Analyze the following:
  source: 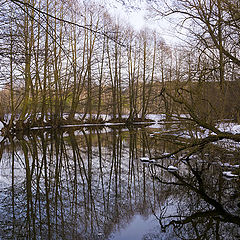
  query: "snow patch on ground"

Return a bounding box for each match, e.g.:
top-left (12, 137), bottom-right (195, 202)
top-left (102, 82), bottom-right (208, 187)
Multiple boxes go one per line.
top-left (232, 125), bottom-right (240, 134)
top-left (222, 171), bottom-right (238, 178)
top-left (146, 114), bottom-right (165, 122)
top-left (217, 122), bottom-right (240, 134)
top-left (0, 122), bottom-right (3, 131)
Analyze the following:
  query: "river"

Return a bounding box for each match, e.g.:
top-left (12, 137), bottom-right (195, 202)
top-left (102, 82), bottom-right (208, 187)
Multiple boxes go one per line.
top-left (0, 123), bottom-right (239, 239)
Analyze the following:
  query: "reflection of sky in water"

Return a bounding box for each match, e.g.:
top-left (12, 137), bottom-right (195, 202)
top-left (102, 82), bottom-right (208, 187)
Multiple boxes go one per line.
top-left (111, 205), bottom-right (178, 240)
top-left (111, 214), bottom-right (160, 240)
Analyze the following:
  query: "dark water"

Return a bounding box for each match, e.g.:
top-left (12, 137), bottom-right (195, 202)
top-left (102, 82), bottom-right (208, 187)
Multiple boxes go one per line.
top-left (0, 126), bottom-right (239, 239)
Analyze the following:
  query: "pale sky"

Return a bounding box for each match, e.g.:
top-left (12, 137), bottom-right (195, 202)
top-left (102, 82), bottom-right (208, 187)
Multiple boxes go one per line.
top-left (95, 0), bottom-right (184, 45)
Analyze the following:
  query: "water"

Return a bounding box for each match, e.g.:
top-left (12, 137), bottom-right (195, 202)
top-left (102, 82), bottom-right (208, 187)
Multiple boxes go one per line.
top-left (0, 125), bottom-right (239, 239)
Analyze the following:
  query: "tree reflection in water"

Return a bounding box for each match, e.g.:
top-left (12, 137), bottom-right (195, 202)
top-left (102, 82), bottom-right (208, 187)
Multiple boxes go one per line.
top-left (0, 127), bottom-right (239, 239)
top-left (150, 149), bottom-right (240, 239)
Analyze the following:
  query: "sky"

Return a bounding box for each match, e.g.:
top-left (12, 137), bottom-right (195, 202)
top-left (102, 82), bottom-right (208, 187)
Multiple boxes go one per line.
top-left (95, 0), bottom-right (184, 45)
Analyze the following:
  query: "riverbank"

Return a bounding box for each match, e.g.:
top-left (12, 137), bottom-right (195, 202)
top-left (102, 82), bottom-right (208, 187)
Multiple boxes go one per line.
top-left (0, 116), bottom-right (156, 137)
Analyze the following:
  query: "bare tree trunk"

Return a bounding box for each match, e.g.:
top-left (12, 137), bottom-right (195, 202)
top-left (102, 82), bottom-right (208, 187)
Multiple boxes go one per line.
top-left (41, 0), bottom-right (49, 123)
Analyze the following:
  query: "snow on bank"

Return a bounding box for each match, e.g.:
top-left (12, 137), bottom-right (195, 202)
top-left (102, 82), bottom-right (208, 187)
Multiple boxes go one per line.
top-left (217, 122), bottom-right (240, 134)
top-left (146, 114), bottom-right (165, 122)
top-left (231, 125), bottom-right (240, 134)
top-left (1, 113), bottom-right (240, 137)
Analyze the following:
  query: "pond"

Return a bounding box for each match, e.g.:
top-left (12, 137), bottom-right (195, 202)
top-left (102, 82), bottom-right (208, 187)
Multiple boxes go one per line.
top-left (0, 124), bottom-right (239, 239)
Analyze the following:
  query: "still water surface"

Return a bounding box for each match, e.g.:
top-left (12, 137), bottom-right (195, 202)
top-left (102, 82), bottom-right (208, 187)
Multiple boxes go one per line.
top-left (0, 125), bottom-right (239, 239)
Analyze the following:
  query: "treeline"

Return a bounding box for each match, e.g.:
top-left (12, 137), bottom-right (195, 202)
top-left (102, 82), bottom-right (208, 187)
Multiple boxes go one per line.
top-left (0, 0), bottom-right (169, 129)
top-left (155, 0), bottom-right (240, 130)
top-left (0, 0), bottom-right (240, 133)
